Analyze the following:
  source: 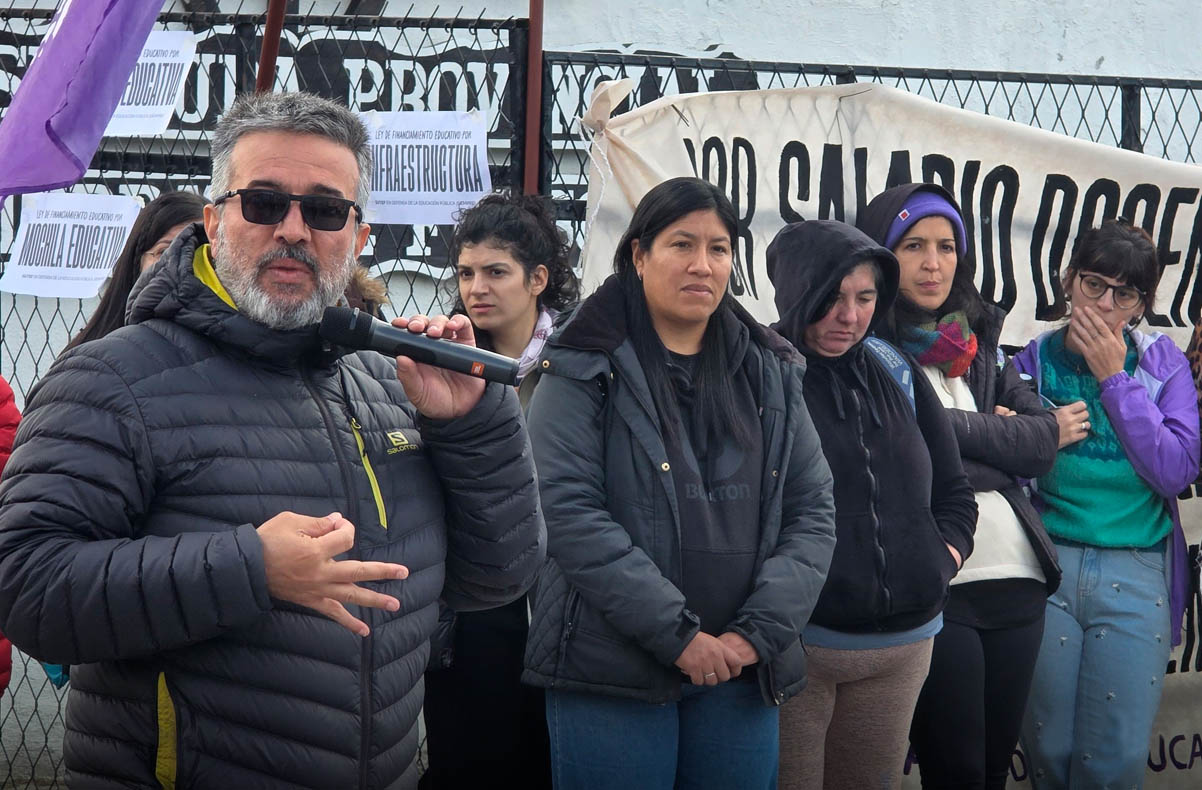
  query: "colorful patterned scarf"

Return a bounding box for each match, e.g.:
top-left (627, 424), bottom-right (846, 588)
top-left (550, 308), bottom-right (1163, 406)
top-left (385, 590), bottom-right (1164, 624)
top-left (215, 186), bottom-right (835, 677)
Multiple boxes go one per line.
top-left (899, 311), bottom-right (978, 378)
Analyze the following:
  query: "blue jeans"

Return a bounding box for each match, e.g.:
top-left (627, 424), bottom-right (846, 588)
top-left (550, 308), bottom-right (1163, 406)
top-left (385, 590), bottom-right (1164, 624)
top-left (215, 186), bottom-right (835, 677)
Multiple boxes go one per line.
top-left (545, 681), bottom-right (779, 790)
top-left (1021, 539), bottom-right (1170, 789)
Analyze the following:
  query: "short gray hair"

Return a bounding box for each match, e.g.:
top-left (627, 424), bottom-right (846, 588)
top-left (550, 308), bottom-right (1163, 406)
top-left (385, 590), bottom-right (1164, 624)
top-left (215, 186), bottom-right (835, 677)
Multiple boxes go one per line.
top-left (209, 91), bottom-right (372, 207)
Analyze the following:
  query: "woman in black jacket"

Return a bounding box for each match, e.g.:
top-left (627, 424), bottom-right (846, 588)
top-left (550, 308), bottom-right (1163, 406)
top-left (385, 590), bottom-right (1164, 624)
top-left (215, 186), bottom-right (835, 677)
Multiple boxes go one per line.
top-left (523, 177), bottom-right (836, 790)
top-left (858, 183), bottom-right (1061, 790)
top-left (767, 219), bottom-right (978, 790)
top-left (421, 191), bottom-right (578, 790)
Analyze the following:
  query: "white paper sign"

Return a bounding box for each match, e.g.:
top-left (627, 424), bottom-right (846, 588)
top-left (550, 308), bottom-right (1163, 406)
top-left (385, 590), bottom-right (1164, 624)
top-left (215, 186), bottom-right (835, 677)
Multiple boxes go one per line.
top-left (1, 192), bottom-right (141, 298)
top-left (361, 110), bottom-right (491, 224)
top-left (103, 31), bottom-right (197, 137)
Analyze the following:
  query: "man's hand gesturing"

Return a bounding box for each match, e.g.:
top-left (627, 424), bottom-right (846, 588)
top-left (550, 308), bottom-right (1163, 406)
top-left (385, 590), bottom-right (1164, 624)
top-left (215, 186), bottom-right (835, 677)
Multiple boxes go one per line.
top-left (258, 512), bottom-right (409, 637)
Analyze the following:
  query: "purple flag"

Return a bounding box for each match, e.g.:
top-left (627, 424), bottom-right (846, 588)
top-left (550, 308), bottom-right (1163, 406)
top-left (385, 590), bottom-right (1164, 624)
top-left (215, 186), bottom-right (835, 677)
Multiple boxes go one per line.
top-left (0, 0), bottom-right (164, 202)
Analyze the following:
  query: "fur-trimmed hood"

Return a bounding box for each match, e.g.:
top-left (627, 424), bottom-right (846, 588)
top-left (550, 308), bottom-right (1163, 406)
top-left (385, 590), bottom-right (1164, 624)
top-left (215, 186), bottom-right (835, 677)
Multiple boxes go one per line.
top-left (344, 265), bottom-right (390, 317)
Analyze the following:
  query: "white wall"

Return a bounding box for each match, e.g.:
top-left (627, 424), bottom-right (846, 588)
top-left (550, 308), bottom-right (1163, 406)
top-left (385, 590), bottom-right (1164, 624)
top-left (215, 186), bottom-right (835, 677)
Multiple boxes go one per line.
top-left (181, 0), bottom-right (1202, 80)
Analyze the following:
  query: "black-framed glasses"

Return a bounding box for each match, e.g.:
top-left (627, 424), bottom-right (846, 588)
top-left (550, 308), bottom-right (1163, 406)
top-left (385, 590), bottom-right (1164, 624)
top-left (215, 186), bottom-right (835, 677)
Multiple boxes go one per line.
top-left (1077, 273), bottom-right (1144, 309)
top-left (213, 189), bottom-right (362, 231)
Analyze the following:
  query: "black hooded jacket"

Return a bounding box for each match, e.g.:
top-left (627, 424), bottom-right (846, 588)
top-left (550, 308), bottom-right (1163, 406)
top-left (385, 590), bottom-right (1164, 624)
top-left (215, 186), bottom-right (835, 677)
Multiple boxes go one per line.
top-left (857, 184), bottom-right (1061, 598)
top-left (768, 220), bottom-right (978, 633)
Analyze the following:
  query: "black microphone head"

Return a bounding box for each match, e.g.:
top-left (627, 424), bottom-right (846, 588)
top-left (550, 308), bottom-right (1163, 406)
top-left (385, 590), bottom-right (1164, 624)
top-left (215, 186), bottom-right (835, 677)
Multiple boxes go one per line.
top-left (320, 306), bottom-right (373, 348)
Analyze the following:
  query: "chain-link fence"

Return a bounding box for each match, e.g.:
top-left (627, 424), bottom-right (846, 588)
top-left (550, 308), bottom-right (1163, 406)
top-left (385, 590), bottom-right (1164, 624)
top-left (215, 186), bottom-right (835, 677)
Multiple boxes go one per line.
top-left (0, 8), bottom-right (528, 786)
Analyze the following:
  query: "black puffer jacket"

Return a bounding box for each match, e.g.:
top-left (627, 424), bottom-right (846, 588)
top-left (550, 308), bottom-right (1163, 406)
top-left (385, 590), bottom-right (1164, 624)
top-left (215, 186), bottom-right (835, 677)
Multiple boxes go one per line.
top-left (522, 276), bottom-right (836, 705)
top-left (933, 303), bottom-right (1062, 593)
top-left (768, 220), bottom-right (978, 633)
top-left (0, 224), bottom-right (545, 789)
top-left (858, 183), bottom-right (1061, 594)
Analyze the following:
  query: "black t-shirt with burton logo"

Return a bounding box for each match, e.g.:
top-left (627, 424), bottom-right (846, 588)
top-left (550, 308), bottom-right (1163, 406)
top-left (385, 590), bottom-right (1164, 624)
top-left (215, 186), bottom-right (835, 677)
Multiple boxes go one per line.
top-left (666, 352), bottom-right (764, 642)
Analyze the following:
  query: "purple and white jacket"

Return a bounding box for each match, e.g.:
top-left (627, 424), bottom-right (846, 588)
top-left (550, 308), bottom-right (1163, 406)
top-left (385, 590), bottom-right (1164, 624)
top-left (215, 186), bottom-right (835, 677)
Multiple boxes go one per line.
top-left (1013, 328), bottom-right (1201, 647)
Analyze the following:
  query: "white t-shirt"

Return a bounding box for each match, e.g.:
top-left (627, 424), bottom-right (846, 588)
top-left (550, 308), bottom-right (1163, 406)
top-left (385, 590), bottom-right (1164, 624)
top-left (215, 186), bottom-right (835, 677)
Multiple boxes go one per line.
top-left (922, 365), bottom-right (1045, 586)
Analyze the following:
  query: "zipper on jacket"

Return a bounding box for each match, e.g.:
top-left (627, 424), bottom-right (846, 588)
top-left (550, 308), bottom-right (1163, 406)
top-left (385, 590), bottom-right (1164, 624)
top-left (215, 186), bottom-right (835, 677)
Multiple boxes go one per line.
top-left (851, 390), bottom-right (892, 616)
top-left (553, 589), bottom-right (582, 688)
top-left (765, 658), bottom-right (783, 706)
top-left (350, 417), bottom-right (388, 530)
top-left (301, 370), bottom-right (374, 790)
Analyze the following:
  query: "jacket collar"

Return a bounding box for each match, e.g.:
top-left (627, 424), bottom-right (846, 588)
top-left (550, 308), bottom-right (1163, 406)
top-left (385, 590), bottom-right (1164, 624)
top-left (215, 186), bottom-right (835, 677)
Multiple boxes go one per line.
top-left (552, 274), bottom-right (802, 367)
top-left (126, 222), bottom-right (344, 368)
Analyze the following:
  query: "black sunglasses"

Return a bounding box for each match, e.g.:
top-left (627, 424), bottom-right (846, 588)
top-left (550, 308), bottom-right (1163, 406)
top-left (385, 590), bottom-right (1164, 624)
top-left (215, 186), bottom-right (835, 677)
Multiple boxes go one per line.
top-left (213, 188), bottom-right (362, 231)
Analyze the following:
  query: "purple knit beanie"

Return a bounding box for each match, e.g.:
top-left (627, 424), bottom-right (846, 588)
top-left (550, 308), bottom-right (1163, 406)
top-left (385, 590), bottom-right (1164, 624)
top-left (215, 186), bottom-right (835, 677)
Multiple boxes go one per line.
top-left (883, 191), bottom-right (967, 257)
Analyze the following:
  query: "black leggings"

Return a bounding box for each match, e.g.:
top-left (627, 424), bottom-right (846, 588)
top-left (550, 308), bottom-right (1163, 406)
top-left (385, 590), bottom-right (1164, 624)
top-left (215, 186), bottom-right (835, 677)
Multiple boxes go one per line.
top-left (909, 614), bottom-right (1045, 790)
top-left (420, 597), bottom-right (551, 790)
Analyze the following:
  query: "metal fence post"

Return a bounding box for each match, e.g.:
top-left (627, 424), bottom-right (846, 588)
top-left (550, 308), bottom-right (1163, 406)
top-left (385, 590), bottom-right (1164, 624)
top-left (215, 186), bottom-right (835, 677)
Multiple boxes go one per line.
top-left (1121, 82), bottom-right (1143, 152)
top-left (538, 51), bottom-right (555, 198)
top-left (508, 21), bottom-right (529, 192)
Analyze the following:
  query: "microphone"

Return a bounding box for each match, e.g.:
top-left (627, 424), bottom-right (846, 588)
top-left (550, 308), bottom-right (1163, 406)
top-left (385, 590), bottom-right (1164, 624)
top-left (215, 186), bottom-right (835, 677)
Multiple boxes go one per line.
top-left (320, 306), bottom-right (520, 386)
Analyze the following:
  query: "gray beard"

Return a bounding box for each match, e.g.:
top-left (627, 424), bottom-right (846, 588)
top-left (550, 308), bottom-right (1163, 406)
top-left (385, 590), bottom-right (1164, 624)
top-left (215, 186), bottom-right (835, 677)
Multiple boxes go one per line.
top-left (211, 226), bottom-right (356, 331)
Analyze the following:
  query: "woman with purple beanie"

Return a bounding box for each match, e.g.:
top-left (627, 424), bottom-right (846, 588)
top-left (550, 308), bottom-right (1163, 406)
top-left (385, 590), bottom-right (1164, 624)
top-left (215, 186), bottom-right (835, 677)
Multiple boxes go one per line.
top-left (858, 183), bottom-right (1062, 790)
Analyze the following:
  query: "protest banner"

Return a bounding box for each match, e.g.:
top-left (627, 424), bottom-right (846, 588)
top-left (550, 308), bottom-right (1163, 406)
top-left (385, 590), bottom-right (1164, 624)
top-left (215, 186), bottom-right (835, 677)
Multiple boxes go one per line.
top-left (0, 0), bottom-right (163, 201)
top-left (578, 80), bottom-right (1202, 348)
top-left (104, 31), bottom-right (198, 138)
top-left (0, 192), bottom-right (140, 299)
top-left (361, 110), bottom-right (491, 225)
top-left (579, 79), bottom-right (1202, 789)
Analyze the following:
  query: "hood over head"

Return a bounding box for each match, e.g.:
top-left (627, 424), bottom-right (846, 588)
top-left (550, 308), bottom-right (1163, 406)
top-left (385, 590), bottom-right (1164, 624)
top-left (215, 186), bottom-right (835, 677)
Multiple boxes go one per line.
top-left (767, 219), bottom-right (899, 351)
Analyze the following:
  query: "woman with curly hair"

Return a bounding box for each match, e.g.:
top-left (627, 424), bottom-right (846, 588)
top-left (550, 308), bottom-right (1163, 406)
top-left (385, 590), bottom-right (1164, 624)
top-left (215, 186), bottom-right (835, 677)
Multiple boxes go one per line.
top-left (421, 191), bottom-right (579, 790)
top-left (445, 191), bottom-right (580, 406)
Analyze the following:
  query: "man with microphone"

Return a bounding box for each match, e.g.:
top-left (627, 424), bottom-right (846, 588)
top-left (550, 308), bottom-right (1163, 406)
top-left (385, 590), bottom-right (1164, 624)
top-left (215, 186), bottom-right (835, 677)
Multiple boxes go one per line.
top-left (0, 91), bottom-right (544, 789)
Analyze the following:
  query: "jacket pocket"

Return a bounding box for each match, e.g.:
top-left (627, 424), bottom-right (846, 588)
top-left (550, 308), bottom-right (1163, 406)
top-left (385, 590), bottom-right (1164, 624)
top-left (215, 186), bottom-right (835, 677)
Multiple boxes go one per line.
top-left (883, 508), bottom-right (956, 616)
top-left (560, 594), bottom-right (665, 692)
top-left (811, 513), bottom-right (886, 628)
top-left (558, 588), bottom-right (582, 659)
top-left (359, 425), bottom-right (445, 545)
top-left (155, 672), bottom-right (178, 789)
top-left (153, 673), bottom-right (199, 790)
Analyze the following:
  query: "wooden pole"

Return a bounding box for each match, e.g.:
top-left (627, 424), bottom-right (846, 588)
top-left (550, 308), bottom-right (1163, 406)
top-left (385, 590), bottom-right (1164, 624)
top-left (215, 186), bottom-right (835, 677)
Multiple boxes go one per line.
top-left (522, 0), bottom-right (544, 194)
top-left (255, 0), bottom-right (288, 93)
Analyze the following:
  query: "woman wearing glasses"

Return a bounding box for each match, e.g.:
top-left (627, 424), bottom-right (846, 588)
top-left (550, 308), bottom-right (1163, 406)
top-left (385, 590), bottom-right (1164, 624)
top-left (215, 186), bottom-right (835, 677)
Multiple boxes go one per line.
top-left (1013, 220), bottom-right (1200, 788)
